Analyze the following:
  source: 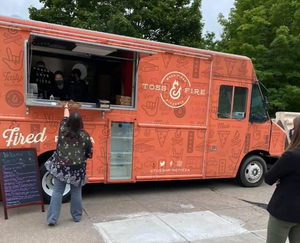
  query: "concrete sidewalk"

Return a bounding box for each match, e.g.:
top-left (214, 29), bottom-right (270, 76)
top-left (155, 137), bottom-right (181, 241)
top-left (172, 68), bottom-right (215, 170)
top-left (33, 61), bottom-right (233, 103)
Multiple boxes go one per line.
top-left (94, 211), bottom-right (267, 243)
top-left (0, 179), bottom-right (290, 243)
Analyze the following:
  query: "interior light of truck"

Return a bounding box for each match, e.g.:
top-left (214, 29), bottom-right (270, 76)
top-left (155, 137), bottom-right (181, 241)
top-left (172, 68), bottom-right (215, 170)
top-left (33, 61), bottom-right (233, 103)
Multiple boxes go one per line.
top-left (73, 44), bottom-right (116, 56)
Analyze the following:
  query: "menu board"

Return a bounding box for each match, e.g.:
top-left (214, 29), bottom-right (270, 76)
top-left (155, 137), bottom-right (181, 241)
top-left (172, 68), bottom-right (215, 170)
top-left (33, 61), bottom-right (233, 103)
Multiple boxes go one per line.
top-left (0, 148), bottom-right (44, 219)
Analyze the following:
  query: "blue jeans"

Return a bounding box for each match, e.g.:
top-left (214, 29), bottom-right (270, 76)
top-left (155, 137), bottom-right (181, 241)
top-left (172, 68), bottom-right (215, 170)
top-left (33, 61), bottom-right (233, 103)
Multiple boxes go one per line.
top-left (47, 178), bottom-right (82, 225)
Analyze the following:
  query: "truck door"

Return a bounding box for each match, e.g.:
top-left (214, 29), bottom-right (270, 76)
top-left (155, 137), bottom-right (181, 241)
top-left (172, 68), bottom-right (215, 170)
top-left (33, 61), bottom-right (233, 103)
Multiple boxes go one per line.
top-left (246, 84), bottom-right (271, 153)
top-left (206, 80), bottom-right (250, 177)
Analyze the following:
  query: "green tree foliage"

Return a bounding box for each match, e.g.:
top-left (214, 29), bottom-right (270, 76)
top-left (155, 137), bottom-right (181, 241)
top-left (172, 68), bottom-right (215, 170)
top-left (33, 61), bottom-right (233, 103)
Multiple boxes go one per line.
top-left (29, 0), bottom-right (204, 48)
top-left (202, 31), bottom-right (219, 50)
top-left (218, 0), bottom-right (300, 115)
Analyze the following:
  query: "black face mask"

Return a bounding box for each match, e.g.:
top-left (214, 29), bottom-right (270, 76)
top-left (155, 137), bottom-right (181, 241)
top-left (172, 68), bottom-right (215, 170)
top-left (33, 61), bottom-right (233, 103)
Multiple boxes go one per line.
top-left (56, 80), bottom-right (63, 86)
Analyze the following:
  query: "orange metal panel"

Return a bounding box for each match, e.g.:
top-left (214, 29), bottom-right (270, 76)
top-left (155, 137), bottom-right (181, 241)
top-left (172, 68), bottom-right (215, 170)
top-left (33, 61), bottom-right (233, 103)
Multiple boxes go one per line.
top-left (0, 16), bottom-right (286, 185)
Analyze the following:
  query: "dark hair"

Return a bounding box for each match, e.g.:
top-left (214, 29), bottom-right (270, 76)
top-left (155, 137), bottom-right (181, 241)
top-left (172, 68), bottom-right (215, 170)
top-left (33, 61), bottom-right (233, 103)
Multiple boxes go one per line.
top-left (286, 116), bottom-right (300, 151)
top-left (71, 68), bottom-right (81, 77)
top-left (64, 111), bottom-right (83, 139)
top-left (36, 61), bottom-right (45, 67)
top-left (54, 70), bottom-right (64, 79)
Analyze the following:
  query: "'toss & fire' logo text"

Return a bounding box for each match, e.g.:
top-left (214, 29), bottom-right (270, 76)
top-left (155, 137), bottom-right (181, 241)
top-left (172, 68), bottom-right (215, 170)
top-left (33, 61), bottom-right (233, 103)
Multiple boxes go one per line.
top-left (142, 71), bottom-right (205, 108)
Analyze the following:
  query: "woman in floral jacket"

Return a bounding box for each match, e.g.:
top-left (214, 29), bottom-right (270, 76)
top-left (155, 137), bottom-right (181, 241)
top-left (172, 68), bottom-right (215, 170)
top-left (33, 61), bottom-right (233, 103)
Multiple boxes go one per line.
top-left (45, 103), bottom-right (93, 226)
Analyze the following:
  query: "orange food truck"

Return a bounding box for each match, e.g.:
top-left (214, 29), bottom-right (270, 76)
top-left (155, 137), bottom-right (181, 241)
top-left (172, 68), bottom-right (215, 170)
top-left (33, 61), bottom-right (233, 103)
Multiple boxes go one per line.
top-left (0, 16), bottom-right (285, 203)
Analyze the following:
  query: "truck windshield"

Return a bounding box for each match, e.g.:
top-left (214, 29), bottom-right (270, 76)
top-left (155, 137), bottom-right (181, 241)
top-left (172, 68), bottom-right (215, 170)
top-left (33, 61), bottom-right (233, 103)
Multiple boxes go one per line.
top-left (250, 84), bottom-right (268, 123)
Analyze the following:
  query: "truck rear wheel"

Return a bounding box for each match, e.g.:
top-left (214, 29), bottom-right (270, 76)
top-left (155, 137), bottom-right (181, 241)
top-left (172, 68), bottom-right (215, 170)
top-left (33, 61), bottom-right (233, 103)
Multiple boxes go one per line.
top-left (40, 163), bottom-right (71, 204)
top-left (237, 155), bottom-right (267, 187)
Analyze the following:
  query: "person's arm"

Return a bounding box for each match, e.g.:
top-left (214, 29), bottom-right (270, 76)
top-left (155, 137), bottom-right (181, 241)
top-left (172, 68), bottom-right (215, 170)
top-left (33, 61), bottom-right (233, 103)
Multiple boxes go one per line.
top-left (64, 102), bottom-right (70, 118)
top-left (264, 150), bottom-right (294, 185)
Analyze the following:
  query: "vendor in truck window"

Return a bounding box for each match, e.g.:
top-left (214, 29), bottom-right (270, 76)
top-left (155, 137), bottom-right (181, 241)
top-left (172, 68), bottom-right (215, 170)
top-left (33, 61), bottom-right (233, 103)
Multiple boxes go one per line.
top-left (30, 61), bottom-right (54, 99)
top-left (69, 68), bottom-right (88, 102)
top-left (51, 71), bottom-right (70, 101)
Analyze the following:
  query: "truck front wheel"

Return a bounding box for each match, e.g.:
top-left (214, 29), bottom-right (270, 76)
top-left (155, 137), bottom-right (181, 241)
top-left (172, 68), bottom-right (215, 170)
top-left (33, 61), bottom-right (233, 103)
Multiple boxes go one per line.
top-left (237, 155), bottom-right (267, 187)
top-left (40, 163), bottom-right (71, 204)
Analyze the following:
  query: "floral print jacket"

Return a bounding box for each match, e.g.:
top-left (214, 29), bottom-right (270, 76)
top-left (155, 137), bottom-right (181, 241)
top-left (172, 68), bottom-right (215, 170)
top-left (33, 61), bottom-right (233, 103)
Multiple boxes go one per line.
top-left (45, 117), bottom-right (93, 187)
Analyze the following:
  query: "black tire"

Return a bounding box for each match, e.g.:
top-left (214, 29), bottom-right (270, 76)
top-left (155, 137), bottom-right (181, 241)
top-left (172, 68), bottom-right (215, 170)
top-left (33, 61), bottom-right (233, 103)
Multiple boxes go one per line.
top-left (40, 163), bottom-right (71, 204)
top-left (237, 155), bottom-right (267, 187)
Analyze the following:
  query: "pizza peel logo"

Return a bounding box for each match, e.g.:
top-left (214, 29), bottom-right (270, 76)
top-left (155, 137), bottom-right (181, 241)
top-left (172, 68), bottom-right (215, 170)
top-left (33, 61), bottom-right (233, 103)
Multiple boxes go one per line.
top-left (161, 71), bottom-right (191, 108)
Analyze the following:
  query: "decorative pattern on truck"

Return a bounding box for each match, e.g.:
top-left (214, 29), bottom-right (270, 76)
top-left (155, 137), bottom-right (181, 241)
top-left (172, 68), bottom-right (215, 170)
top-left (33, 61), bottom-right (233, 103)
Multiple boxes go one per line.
top-left (1, 27), bottom-right (26, 112)
top-left (3, 47), bottom-right (24, 72)
top-left (4, 28), bottom-right (22, 46)
top-left (135, 53), bottom-right (212, 177)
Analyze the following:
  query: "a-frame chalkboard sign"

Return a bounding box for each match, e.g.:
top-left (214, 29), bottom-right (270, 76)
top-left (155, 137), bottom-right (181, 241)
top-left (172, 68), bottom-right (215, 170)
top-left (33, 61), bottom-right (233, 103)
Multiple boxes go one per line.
top-left (0, 148), bottom-right (45, 219)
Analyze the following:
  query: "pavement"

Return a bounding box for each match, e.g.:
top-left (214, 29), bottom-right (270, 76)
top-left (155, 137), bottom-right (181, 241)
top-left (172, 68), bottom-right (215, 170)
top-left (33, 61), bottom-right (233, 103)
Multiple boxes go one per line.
top-left (0, 178), bottom-right (290, 243)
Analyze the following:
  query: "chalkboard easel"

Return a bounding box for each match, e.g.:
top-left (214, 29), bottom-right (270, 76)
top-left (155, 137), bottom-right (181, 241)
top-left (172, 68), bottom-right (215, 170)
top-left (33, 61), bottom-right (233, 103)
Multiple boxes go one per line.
top-left (0, 148), bottom-right (45, 219)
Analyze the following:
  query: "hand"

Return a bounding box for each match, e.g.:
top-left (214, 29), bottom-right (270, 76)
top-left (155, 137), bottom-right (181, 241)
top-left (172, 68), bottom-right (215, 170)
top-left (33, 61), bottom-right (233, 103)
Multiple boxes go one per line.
top-left (63, 102), bottom-right (70, 117)
top-left (3, 48), bottom-right (24, 71)
top-left (142, 97), bottom-right (159, 116)
top-left (44, 113), bottom-right (58, 134)
top-left (64, 102), bottom-right (69, 109)
top-left (276, 179), bottom-right (280, 185)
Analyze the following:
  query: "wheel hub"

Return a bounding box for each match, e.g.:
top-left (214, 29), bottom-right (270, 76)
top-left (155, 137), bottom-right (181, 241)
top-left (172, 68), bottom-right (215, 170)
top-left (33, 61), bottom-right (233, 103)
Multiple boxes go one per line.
top-left (245, 162), bottom-right (262, 183)
top-left (252, 168), bottom-right (258, 176)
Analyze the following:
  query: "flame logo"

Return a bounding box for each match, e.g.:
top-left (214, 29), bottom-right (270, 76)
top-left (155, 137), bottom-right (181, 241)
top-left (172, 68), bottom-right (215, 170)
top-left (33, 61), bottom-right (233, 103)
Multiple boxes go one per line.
top-left (169, 80), bottom-right (182, 100)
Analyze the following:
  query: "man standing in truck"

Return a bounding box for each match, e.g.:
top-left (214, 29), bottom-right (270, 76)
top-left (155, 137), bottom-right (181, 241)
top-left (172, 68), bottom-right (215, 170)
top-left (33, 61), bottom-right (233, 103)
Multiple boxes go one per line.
top-left (30, 61), bottom-right (54, 99)
top-left (69, 68), bottom-right (88, 102)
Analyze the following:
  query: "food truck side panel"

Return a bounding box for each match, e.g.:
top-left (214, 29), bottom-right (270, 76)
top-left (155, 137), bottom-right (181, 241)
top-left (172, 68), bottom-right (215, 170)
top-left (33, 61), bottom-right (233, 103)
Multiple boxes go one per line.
top-left (0, 23), bottom-right (136, 184)
top-left (0, 17), bottom-right (286, 188)
top-left (205, 56), bottom-right (285, 180)
top-left (0, 26), bottom-right (107, 181)
top-left (205, 57), bottom-right (254, 178)
top-left (134, 54), bottom-right (211, 180)
top-left (0, 24), bottom-right (211, 182)
top-left (0, 28), bottom-right (28, 116)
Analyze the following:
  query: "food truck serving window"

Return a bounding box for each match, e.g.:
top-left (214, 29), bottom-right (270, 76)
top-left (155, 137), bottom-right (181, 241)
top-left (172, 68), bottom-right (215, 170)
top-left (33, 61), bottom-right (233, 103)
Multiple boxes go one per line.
top-left (218, 85), bottom-right (248, 120)
top-left (25, 34), bottom-right (154, 110)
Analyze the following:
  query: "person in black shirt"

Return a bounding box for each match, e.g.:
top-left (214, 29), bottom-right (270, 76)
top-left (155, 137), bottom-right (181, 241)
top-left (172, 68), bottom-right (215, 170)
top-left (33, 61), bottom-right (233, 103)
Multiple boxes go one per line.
top-left (51, 71), bottom-right (69, 100)
top-left (69, 68), bottom-right (88, 102)
top-left (30, 61), bottom-right (54, 99)
top-left (265, 116), bottom-right (300, 243)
